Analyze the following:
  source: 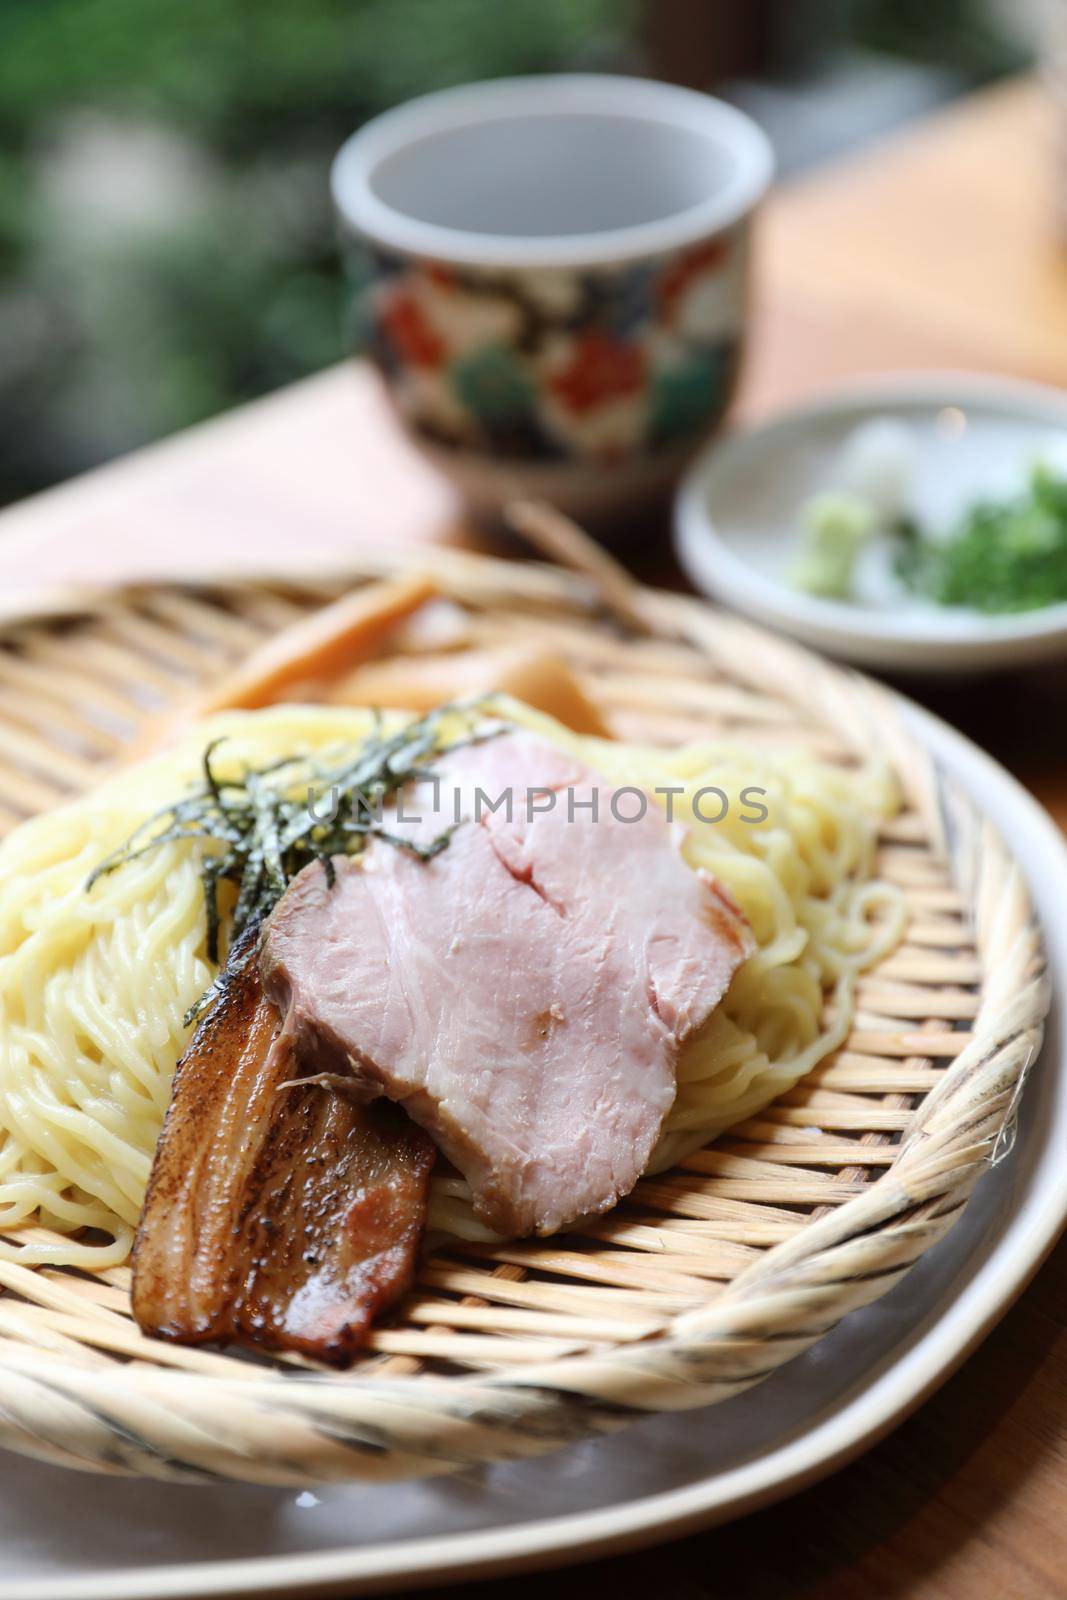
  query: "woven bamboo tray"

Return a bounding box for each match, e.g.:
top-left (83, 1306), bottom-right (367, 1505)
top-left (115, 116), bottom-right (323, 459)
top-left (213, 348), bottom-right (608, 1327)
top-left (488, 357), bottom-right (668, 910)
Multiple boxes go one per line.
top-left (0, 544), bottom-right (1048, 1486)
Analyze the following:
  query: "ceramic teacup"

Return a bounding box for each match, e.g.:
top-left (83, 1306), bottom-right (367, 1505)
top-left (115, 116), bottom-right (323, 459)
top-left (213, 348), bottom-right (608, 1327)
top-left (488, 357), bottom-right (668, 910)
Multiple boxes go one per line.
top-left (332, 74), bottom-right (773, 524)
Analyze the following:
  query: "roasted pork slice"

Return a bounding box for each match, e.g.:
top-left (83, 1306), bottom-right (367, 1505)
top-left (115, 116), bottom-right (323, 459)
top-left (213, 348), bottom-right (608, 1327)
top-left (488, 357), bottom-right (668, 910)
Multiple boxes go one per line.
top-left (132, 919), bottom-right (434, 1365)
top-left (262, 730), bottom-right (754, 1238)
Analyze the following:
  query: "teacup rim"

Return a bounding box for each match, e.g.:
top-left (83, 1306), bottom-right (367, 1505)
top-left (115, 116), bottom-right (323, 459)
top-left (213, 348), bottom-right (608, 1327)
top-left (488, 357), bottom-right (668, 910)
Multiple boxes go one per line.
top-left (331, 73), bottom-right (774, 271)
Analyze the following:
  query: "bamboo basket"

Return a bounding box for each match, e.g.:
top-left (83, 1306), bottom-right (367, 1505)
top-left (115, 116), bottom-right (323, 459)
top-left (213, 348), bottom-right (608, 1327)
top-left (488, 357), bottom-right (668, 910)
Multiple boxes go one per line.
top-left (0, 544), bottom-right (1048, 1486)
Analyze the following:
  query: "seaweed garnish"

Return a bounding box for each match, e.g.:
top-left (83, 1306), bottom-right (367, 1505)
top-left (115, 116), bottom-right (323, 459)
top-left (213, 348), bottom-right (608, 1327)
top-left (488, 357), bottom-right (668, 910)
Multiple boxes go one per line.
top-left (87, 703), bottom-right (497, 1023)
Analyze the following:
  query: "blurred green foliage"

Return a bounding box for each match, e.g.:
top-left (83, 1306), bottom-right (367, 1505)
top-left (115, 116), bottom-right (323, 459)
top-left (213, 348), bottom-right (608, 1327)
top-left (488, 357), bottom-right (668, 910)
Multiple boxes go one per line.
top-left (847, 0), bottom-right (1029, 80)
top-left (775, 0), bottom-right (1028, 84)
top-left (0, 0), bottom-right (630, 502)
top-left (0, 0), bottom-right (1024, 506)
top-left (851, 0), bottom-right (1023, 80)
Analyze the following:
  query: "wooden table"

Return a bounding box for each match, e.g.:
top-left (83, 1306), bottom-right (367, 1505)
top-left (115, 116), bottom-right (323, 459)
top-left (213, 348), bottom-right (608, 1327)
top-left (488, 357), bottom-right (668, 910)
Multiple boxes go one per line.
top-left (5, 75), bottom-right (1067, 1599)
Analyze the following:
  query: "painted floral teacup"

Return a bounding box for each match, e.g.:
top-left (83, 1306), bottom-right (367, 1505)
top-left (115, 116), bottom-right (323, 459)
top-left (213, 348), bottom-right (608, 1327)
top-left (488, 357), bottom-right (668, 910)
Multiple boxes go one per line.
top-left (332, 75), bottom-right (773, 524)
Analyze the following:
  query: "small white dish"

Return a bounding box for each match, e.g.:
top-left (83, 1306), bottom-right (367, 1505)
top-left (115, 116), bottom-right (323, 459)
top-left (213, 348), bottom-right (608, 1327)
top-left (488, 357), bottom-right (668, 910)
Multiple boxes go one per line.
top-left (674, 374), bottom-right (1067, 673)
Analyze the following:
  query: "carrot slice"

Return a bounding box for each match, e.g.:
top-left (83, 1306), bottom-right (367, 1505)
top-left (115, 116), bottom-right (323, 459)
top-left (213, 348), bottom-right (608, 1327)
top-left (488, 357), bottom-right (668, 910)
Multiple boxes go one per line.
top-left (328, 645), bottom-right (612, 737)
top-left (195, 574), bottom-right (437, 714)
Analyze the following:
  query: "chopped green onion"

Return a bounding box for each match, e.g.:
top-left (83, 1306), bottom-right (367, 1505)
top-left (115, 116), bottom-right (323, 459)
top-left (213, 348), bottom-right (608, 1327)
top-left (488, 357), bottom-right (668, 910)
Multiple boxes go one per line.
top-left (896, 464), bottom-right (1067, 613)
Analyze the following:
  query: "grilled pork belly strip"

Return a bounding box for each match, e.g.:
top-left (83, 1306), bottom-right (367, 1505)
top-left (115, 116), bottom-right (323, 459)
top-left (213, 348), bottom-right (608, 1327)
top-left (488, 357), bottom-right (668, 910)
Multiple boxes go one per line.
top-left (262, 731), bottom-right (754, 1239)
top-left (132, 920), bottom-right (434, 1365)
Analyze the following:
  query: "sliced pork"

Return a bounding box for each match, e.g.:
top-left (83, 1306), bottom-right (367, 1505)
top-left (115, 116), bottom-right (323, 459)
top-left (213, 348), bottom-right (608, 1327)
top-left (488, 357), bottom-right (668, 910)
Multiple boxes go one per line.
top-left (262, 730), bottom-right (753, 1237)
top-left (132, 919), bottom-right (434, 1365)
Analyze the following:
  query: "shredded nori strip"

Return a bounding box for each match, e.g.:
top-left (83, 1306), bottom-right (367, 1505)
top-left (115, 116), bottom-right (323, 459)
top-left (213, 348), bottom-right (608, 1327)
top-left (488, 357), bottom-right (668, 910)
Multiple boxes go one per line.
top-left (87, 703), bottom-right (493, 1023)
